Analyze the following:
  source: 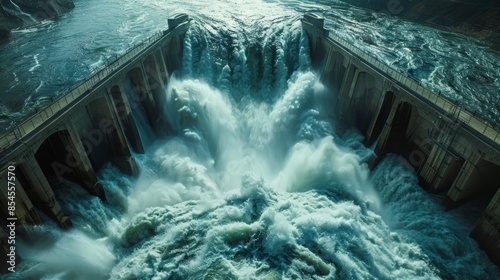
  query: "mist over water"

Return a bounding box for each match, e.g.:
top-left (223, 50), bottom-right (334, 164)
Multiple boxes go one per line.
top-left (1, 0), bottom-right (499, 131)
top-left (6, 10), bottom-right (500, 279)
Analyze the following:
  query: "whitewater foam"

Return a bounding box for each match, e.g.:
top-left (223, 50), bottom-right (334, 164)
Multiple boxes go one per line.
top-left (6, 6), bottom-right (500, 279)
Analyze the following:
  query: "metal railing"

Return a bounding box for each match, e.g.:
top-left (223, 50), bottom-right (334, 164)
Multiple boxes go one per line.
top-left (326, 33), bottom-right (500, 147)
top-left (0, 30), bottom-right (166, 152)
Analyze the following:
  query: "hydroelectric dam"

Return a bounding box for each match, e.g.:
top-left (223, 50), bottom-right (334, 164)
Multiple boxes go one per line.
top-left (0, 12), bottom-right (499, 275)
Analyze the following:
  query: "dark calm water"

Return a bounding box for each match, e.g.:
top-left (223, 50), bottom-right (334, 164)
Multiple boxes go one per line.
top-left (2, 0), bottom-right (500, 279)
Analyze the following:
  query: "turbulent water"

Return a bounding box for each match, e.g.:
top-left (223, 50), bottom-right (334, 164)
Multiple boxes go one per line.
top-left (3, 0), bottom-right (500, 279)
top-left (0, 0), bottom-right (499, 132)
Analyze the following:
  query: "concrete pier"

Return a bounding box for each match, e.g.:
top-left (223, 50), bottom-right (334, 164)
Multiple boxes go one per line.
top-left (19, 155), bottom-right (72, 228)
top-left (0, 170), bottom-right (41, 226)
top-left (110, 84), bottom-right (145, 154)
top-left (302, 13), bottom-right (500, 265)
top-left (471, 187), bottom-right (500, 265)
top-left (0, 14), bottom-right (191, 268)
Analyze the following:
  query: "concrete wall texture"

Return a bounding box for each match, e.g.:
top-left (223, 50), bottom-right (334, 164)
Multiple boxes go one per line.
top-left (0, 15), bottom-right (191, 271)
top-left (302, 13), bottom-right (500, 265)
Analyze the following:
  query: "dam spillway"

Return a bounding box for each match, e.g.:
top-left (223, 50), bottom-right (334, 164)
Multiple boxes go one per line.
top-left (0, 12), bottom-right (499, 278)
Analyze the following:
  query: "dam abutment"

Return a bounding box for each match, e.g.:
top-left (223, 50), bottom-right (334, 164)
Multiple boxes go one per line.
top-left (18, 154), bottom-right (72, 228)
top-left (302, 13), bottom-right (500, 265)
top-left (0, 14), bottom-right (191, 267)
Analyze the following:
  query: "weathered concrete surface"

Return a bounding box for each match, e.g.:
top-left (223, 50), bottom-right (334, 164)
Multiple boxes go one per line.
top-left (302, 12), bottom-right (500, 266)
top-left (471, 187), bottom-right (500, 266)
top-left (0, 14), bottom-right (190, 273)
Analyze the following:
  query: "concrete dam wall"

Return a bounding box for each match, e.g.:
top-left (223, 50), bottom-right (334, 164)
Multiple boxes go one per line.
top-left (0, 14), bottom-right (191, 271)
top-left (302, 13), bottom-right (500, 265)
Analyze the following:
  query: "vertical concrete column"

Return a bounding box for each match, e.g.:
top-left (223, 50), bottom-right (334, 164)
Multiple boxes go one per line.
top-left (65, 123), bottom-right (106, 201)
top-left (369, 97), bottom-right (401, 167)
top-left (111, 85), bottom-right (145, 154)
top-left (471, 187), bottom-right (500, 265)
top-left (320, 49), bottom-right (348, 93)
top-left (19, 155), bottom-right (72, 228)
top-left (420, 145), bottom-right (449, 189)
top-left (364, 86), bottom-right (392, 146)
top-left (336, 63), bottom-right (357, 117)
top-left (364, 99), bottom-right (383, 144)
top-left (153, 50), bottom-right (169, 128)
top-left (162, 39), bottom-right (172, 75)
top-left (308, 31), bottom-right (320, 58)
top-left (419, 126), bottom-right (464, 193)
top-left (444, 150), bottom-right (482, 208)
top-left (321, 48), bottom-right (334, 80)
top-left (336, 62), bottom-right (351, 102)
top-left (301, 13), bottom-right (328, 69)
top-left (420, 120), bottom-right (450, 189)
top-left (347, 70), bottom-right (361, 99)
top-left (344, 70), bottom-right (366, 123)
top-left (143, 55), bottom-right (166, 120)
top-left (165, 36), bottom-right (184, 74)
top-left (146, 54), bottom-right (165, 88)
top-left (419, 145), bottom-right (464, 192)
top-left (155, 49), bottom-right (169, 82)
top-left (0, 170), bottom-right (41, 225)
top-left (104, 93), bottom-right (139, 176)
top-left (164, 14), bottom-right (191, 74)
top-left (137, 63), bottom-right (160, 126)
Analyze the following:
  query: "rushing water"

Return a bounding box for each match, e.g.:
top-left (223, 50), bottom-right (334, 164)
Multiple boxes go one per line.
top-left (0, 0), bottom-right (499, 131)
top-left (3, 0), bottom-right (500, 279)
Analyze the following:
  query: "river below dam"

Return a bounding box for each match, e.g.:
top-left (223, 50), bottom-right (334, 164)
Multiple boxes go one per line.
top-left (2, 0), bottom-right (500, 279)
